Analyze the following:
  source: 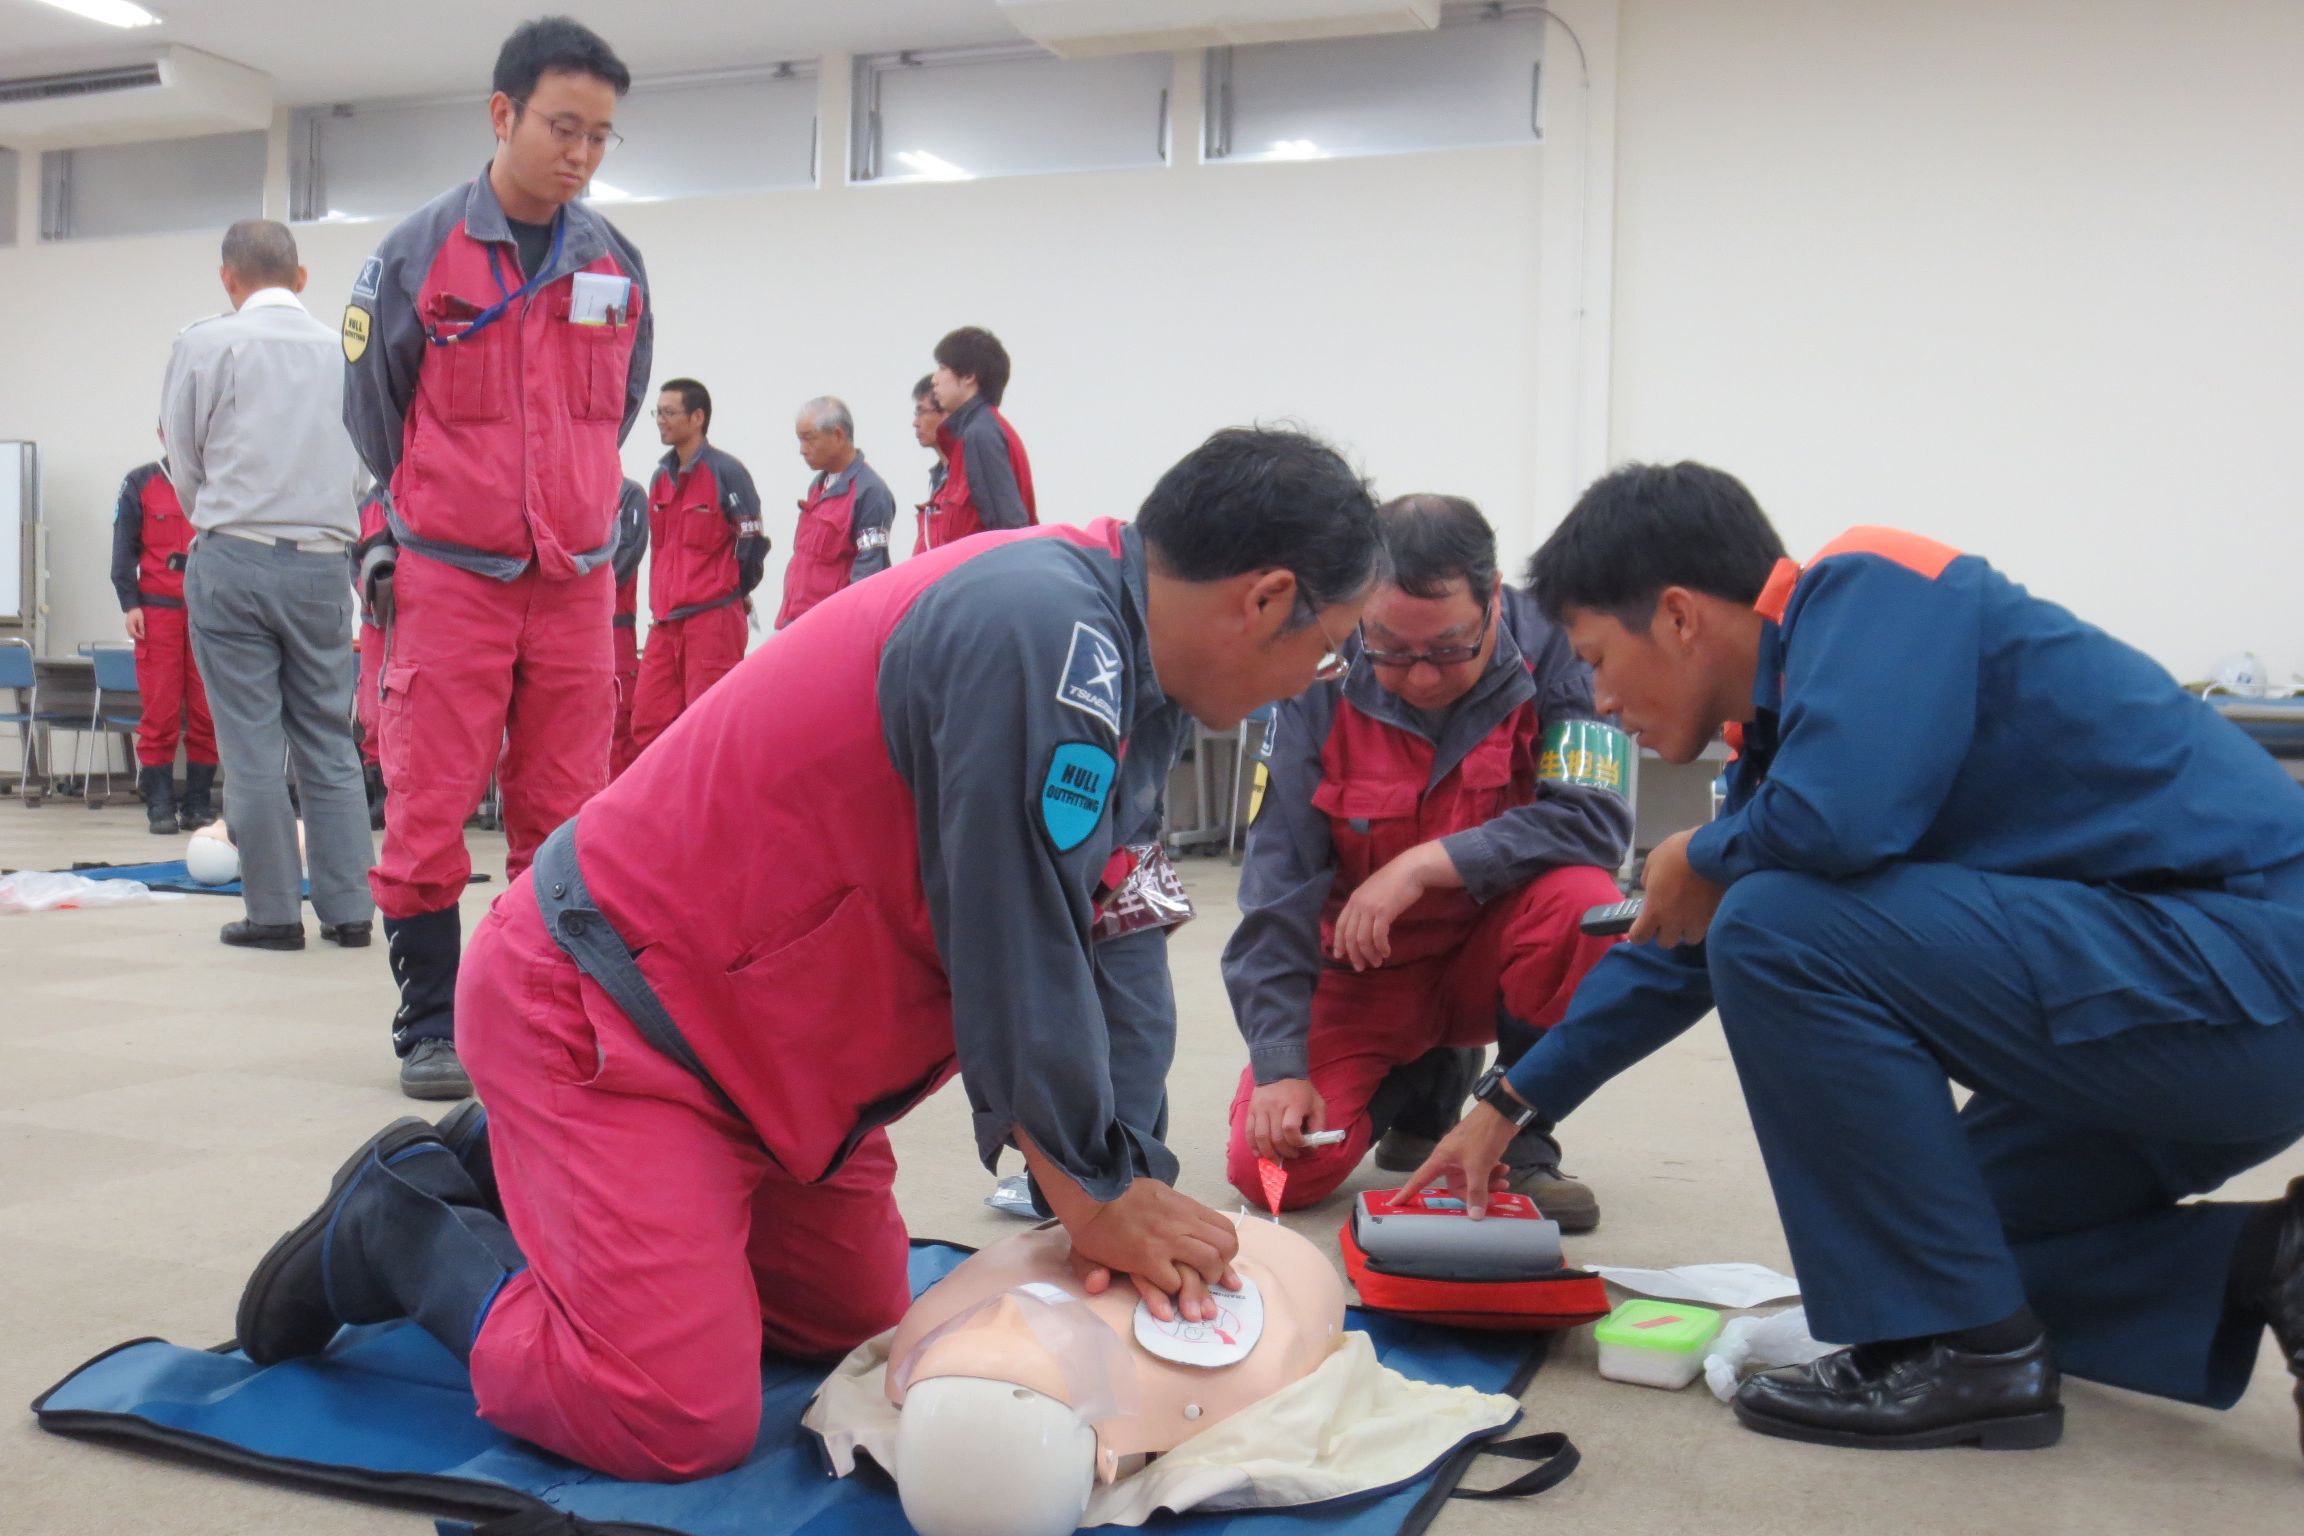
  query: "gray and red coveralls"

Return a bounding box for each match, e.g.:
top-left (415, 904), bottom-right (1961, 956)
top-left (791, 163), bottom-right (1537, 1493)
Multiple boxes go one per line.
top-left (775, 453), bottom-right (896, 628)
top-left (628, 445), bottom-right (763, 754)
top-left (455, 520), bottom-right (1188, 1478)
top-left (1222, 586), bottom-right (1633, 1207)
top-left (108, 461), bottom-right (215, 770)
top-left (914, 393), bottom-right (1034, 553)
top-left (608, 476), bottom-right (648, 779)
top-left (341, 172), bottom-right (651, 1055)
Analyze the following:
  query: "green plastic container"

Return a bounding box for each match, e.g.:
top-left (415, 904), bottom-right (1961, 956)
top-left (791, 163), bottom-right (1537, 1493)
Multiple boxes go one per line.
top-left (1593, 1298), bottom-right (1725, 1389)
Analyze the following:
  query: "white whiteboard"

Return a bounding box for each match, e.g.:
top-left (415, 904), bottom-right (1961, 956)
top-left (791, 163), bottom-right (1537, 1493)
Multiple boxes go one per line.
top-left (0, 441), bottom-right (27, 623)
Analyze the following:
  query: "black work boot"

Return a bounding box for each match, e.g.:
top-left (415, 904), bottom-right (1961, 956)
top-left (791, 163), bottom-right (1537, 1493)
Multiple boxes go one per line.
top-left (138, 765), bottom-right (177, 835)
top-left (236, 1118), bottom-right (524, 1366)
top-left (1369, 1047), bottom-right (1485, 1174)
top-left (386, 907), bottom-right (469, 1100)
top-left (2254, 1178), bottom-right (2304, 1461)
top-left (179, 762), bottom-right (218, 830)
top-left (1733, 1332), bottom-right (2062, 1450)
top-left (433, 1100), bottom-right (499, 1218)
top-left (1501, 1123), bottom-right (1600, 1233)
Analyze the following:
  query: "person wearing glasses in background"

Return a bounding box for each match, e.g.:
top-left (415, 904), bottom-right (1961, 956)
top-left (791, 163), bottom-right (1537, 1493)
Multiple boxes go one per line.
top-left (910, 373), bottom-right (948, 533)
top-left (1221, 494), bottom-right (1633, 1228)
top-left (629, 379), bottom-right (766, 752)
top-left (340, 16), bottom-right (654, 1100)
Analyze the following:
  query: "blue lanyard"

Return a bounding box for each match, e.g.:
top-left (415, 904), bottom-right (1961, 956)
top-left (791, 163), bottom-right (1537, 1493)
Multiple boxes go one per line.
top-left (429, 212), bottom-right (565, 348)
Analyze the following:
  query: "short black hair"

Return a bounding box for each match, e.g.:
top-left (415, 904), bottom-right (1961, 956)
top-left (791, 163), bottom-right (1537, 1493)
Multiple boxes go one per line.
top-left (1529, 461), bottom-right (1786, 627)
top-left (912, 374), bottom-right (938, 403)
top-left (220, 218), bottom-right (299, 286)
top-left (1377, 494), bottom-right (1498, 608)
top-left (1137, 427), bottom-right (1382, 622)
top-left (933, 326), bottom-right (1011, 407)
top-left (494, 16), bottom-right (631, 100)
top-left (659, 377), bottom-right (711, 432)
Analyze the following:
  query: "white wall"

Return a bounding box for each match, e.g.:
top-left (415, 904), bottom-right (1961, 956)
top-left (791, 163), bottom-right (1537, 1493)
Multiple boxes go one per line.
top-left (0, 144), bottom-right (1545, 668)
top-left (1610, 0), bottom-right (2304, 683)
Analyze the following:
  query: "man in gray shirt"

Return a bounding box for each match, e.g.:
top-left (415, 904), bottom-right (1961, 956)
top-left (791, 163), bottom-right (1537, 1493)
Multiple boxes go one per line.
top-left (162, 219), bottom-right (374, 952)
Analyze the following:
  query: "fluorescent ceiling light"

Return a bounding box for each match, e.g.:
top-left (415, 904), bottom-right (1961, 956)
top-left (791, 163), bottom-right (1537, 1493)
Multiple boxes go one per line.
top-left (894, 150), bottom-right (973, 182)
top-left (29, 0), bottom-right (162, 28)
top-left (1267, 139), bottom-right (1327, 160)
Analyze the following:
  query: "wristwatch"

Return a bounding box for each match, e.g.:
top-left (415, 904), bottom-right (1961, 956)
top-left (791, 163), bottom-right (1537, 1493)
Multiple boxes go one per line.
top-left (1472, 1065), bottom-right (1540, 1129)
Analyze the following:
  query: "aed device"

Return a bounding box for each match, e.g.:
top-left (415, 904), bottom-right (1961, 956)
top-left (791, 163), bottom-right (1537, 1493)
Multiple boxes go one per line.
top-left (1340, 1188), bottom-right (1610, 1332)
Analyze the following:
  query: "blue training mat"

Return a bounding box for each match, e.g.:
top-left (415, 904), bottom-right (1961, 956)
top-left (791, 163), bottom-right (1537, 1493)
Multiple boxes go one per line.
top-left (33, 1243), bottom-right (1564, 1536)
top-left (66, 859), bottom-right (302, 898)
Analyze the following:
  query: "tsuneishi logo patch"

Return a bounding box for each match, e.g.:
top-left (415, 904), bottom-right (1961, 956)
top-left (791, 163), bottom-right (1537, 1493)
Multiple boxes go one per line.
top-left (1040, 742), bottom-right (1116, 851)
top-left (1055, 621), bottom-right (1124, 735)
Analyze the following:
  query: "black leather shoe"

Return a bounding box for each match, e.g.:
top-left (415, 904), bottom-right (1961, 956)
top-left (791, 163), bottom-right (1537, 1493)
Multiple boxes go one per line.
top-left (2260, 1177), bottom-right (2304, 1461)
top-left (221, 920), bottom-right (304, 951)
top-left (1733, 1333), bottom-right (2063, 1450)
top-left (399, 1038), bottom-right (473, 1101)
top-left (320, 920), bottom-right (373, 948)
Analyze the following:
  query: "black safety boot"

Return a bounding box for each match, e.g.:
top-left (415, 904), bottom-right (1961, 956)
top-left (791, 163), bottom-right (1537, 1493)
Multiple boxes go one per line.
top-left (236, 1117), bottom-right (523, 1366)
top-left (386, 907), bottom-right (469, 1100)
top-left (221, 920), bottom-right (305, 951)
top-left (1369, 1047), bottom-right (1484, 1174)
top-left (138, 765), bottom-right (176, 835)
top-left (2255, 1177), bottom-right (2304, 1462)
top-left (1733, 1332), bottom-right (2062, 1450)
top-left (433, 1100), bottom-right (499, 1218)
top-left (179, 762), bottom-right (219, 830)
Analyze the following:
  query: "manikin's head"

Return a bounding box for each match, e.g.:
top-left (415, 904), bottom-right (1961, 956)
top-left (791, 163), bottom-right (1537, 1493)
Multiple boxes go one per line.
top-left (1529, 461), bottom-right (1787, 764)
top-left (1134, 427), bottom-right (1383, 732)
top-left (1360, 494), bottom-right (1503, 716)
top-left (887, 1218), bottom-right (1346, 1536)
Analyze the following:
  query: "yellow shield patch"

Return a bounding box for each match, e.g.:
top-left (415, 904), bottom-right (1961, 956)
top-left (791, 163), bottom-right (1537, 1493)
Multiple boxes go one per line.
top-left (1248, 762), bottom-right (1269, 824)
top-left (341, 305), bottom-right (371, 364)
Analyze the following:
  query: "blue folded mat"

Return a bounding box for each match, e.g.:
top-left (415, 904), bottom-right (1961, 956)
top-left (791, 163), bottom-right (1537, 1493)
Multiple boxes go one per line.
top-left (65, 858), bottom-right (300, 897)
top-left (33, 1242), bottom-right (1571, 1536)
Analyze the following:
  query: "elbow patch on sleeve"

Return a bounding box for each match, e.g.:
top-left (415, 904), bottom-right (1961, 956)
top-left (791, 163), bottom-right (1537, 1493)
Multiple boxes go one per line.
top-left (1540, 720), bottom-right (1631, 795)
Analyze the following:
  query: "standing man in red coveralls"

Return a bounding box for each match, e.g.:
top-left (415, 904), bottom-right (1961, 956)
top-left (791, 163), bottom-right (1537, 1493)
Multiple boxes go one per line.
top-left (110, 433), bottom-right (218, 834)
top-left (342, 18), bottom-right (654, 1101)
top-left (628, 379), bottom-right (765, 755)
top-left (777, 396), bottom-right (895, 629)
top-left (607, 475), bottom-right (648, 778)
top-left (1224, 496), bottom-right (1632, 1228)
top-left (236, 428), bottom-right (1382, 1482)
top-left (915, 326), bottom-right (1034, 553)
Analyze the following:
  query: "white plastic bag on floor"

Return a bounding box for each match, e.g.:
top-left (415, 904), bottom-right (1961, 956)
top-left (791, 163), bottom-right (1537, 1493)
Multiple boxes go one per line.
top-left (1590, 1262), bottom-right (1800, 1309)
top-left (0, 871), bottom-right (183, 913)
top-left (1702, 1307), bottom-right (1836, 1402)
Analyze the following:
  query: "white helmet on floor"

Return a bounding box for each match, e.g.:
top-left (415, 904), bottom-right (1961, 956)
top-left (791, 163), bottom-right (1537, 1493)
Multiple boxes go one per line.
top-left (185, 823), bottom-right (239, 886)
top-left (894, 1375), bottom-right (1095, 1536)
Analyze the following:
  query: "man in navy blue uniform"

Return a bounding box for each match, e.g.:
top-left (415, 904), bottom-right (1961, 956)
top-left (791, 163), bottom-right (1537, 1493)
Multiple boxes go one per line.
top-left (1402, 461), bottom-right (2304, 1457)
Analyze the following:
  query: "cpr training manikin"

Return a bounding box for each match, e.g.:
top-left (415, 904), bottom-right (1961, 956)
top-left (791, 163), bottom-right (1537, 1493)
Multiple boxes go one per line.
top-left (804, 1215), bottom-right (1523, 1535)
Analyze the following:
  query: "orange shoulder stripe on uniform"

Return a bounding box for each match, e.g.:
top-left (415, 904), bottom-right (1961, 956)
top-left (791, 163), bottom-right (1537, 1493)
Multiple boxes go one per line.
top-left (1808, 526), bottom-right (1962, 580)
top-left (1752, 557), bottom-right (1801, 624)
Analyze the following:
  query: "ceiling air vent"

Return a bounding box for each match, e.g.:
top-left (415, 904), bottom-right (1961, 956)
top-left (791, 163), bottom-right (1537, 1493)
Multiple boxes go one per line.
top-left (0, 63), bottom-right (166, 107)
top-left (0, 47), bottom-right (271, 150)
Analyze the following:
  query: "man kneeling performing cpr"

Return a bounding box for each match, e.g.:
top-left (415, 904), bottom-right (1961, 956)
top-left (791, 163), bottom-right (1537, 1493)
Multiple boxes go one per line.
top-left (1402, 462), bottom-right (2304, 1456)
top-left (234, 428), bottom-right (1382, 1481)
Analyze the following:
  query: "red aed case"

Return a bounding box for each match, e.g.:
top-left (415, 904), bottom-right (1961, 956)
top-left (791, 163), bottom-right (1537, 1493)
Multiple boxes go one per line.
top-left (1340, 1188), bottom-right (1610, 1332)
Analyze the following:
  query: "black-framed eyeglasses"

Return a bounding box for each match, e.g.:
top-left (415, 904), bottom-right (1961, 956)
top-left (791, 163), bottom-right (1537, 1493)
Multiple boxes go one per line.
top-left (1360, 601), bottom-right (1495, 670)
top-left (510, 97), bottom-right (624, 157)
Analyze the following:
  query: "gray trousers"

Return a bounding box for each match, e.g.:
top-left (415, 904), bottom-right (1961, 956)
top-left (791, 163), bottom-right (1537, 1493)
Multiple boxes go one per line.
top-left (185, 533), bottom-right (375, 927)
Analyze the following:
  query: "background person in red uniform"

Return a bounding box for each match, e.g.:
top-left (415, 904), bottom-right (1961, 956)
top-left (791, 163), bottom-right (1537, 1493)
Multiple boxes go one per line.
top-left (343, 18), bottom-right (654, 1101)
top-left (608, 475), bottom-right (648, 778)
top-left (627, 378), bottom-right (765, 755)
top-left (235, 428), bottom-right (1383, 1483)
top-left (911, 372), bottom-right (947, 530)
top-left (916, 326), bottom-right (1033, 553)
top-left (776, 395), bottom-right (894, 629)
top-left (109, 434), bottom-right (218, 834)
top-left (1223, 495), bottom-right (1632, 1227)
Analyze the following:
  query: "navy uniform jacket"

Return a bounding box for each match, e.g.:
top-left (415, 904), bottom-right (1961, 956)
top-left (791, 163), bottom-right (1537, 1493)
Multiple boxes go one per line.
top-left (1506, 527), bottom-right (2304, 1115)
top-left (1224, 586), bottom-right (1632, 1082)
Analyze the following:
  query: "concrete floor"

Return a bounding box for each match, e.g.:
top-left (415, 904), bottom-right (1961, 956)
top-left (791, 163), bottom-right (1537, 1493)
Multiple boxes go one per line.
top-left (2, 797), bottom-right (2298, 1535)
